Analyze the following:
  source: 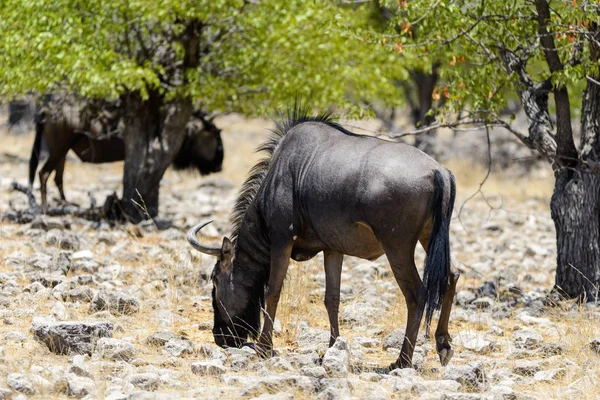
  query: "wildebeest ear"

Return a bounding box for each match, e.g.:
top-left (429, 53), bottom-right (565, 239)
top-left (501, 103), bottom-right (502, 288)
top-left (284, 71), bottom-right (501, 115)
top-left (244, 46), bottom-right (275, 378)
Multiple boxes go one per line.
top-left (220, 237), bottom-right (233, 270)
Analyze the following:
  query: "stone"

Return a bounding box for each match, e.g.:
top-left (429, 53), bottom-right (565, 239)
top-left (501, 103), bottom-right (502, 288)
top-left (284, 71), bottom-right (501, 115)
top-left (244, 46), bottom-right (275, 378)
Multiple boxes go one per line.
top-left (240, 375), bottom-right (319, 397)
top-left (45, 229), bottom-right (80, 250)
top-left (65, 374), bottom-right (96, 398)
top-left (352, 336), bottom-right (380, 348)
top-left (96, 232), bottom-right (116, 245)
top-left (512, 328), bottom-right (542, 349)
top-left (71, 250), bottom-right (93, 260)
top-left (250, 393), bottom-right (294, 400)
top-left (190, 360), bottom-right (227, 376)
top-left (31, 320), bottom-right (114, 355)
top-left (478, 281), bottom-right (498, 298)
top-left (456, 290), bottom-right (476, 306)
top-left (5, 331), bottom-right (27, 342)
top-left (415, 380), bottom-right (462, 394)
top-left (590, 338), bottom-right (600, 354)
top-left (164, 338), bottom-right (194, 357)
top-left (50, 301), bottom-right (70, 320)
top-left (295, 322), bottom-right (330, 349)
top-left (316, 386), bottom-right (351, 400)
top-left (533, 368), bottom-right (566, 382)
top-left (6, 373), bottom-right (52, 395)
top-left (322, 337), bottom-right (349, 378)
top-left (390, 375), bottom-right (425, 392)
top-left (265, 356), bottom-right (296, 372)
top-left (230, 354), bottom-right (251, 371)
top-left (472, 297), bottom-right (494, 309)
top-left (95, 338), bottom-right (135, 361)
top-left (0, 388), bottom-right (11, 400)
top-left (31, 216), bottom-right (70, 231)
top-left (443, 363), bottom-right (487, 390)
top-left (126, 373), bottom-right (160, 391)
top-left (439, 394), bottom-right (489, 400)
top-left (512, 360), bottom-right (542, 376)
top-left (145, 330), bottom-right (185, 347)
top-left (383, 328), bottom-right (406, 350)
top-left (89, 291), bottom-right (140, 315)
top-left (300, 366), bottom-right (327, 379)
top-left (455, 331), bottom-right (493, 353)
top-left (68, 355), bottom-right (92, 378)
top-left (66, 286), bottom-right (94, 302)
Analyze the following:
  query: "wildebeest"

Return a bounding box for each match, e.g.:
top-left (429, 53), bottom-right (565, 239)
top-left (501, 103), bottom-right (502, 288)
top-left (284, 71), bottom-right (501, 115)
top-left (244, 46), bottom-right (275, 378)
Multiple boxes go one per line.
top-left (187, 109), bottom-right (458, 370)
top-left (29, 97), bottom-right (223, 211)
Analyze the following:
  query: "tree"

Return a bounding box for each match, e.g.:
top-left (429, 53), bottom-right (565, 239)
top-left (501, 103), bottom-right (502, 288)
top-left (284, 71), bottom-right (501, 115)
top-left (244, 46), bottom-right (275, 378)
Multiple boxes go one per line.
top-left (0, 0), bottom-right (400, 221)
top-left (369, 0), bottom-right (600, 301)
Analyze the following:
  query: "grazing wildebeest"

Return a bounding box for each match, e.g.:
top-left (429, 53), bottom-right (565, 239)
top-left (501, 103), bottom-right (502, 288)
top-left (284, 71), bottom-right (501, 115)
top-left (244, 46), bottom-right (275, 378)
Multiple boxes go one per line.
top-left (187, 109), bottom-right (458, 370)
top-left (29, 98), bottom-right (223, 212)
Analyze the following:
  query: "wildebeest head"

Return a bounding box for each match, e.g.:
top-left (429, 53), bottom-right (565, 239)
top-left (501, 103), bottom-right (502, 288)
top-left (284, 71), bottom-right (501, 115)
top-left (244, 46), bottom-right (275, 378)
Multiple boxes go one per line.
top-left (187, 221), bottom-right (261, 348)
top-left (173, 112), bottom-right (224, 175)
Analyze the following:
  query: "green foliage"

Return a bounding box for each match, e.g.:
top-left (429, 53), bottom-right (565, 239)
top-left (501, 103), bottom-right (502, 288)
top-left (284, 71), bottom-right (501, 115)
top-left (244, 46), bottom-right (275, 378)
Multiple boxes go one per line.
top-left (363, 0), bottom-right (599, 119)
top-left (0, 0), bottom-right (401, 115)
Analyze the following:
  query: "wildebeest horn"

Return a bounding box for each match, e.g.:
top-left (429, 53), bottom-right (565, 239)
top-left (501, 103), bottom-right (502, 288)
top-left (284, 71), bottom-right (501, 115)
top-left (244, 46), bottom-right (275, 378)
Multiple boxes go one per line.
top-left (186, 221), bottom-right (221, 256)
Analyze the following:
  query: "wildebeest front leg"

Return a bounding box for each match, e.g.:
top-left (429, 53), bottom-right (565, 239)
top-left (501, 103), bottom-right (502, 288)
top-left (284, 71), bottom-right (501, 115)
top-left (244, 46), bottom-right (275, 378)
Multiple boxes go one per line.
top-left (324, 250), bottom-right (343, 347)
top-left (434, 263), bottom-right (459, 366)
top-left (39, 168), bottom-right (51, 213)
top-left (54, 157), bottom-right (67, 202)
top-left (256, 241), bottom-right (293, 358)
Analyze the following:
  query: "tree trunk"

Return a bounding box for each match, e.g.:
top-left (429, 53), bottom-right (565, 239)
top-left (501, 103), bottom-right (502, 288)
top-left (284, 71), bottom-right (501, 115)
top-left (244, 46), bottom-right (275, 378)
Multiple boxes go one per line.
top-left (551, 166), bottom-right (600, 301)
top-left (120, 93), bottom-right (193, 222)
top-left (411, 66), bottom-right (440, 155)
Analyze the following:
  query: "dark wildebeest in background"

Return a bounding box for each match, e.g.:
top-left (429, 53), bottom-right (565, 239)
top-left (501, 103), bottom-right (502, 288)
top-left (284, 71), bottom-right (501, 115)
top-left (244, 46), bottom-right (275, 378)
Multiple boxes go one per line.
top-left (7, 97), bottom-right (36, 130)
top-left (29, 97), bottom-right (223, 212)
top-left (187, 109), bottom-right (458, 370)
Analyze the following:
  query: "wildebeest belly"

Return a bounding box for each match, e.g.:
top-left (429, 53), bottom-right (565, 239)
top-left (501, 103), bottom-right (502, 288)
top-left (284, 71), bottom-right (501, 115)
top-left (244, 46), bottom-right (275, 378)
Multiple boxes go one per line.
top-left (71, 136), bottom-right (125, 163)
top-left (292, 221), bottom-right (385, 261)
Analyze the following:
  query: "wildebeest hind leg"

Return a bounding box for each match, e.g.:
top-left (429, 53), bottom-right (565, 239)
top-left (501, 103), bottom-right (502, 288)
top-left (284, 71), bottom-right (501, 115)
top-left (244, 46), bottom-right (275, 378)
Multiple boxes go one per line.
top-left (419, 234), bottom-right (458, 366)
top-left (385, 247), bottom-right (422, 369)
top-left (323, 250), bottom-right (343, 347)
top-left (433, 263), bottom-right (459, 366)
top-left (256, 241), bottom-right (293, 358)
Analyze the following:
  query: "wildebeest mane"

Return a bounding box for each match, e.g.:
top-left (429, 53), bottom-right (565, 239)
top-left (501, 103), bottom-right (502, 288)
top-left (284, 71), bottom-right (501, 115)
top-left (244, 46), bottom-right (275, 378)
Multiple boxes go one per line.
top-left (229, 105), bottom-right (355, 243)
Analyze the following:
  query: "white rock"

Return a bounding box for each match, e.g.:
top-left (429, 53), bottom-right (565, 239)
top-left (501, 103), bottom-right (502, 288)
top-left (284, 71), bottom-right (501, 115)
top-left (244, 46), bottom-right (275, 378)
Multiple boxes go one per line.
top-left (95, 338), bottom-right (135, 361)
top-left (322, 337), bottom-right (349, 378)
top-left (455, 331), bottom-right (493, 353)
top-left (66, 374), bottom-right (96, 398)
top-left (534, 368), bottom-right (566, 382)
top-left (71, 250), bottom-right (94, 260)
top-left (190, 360), bottom-right (227, 376)
top-left (512, 328), bottom-right (543, 349)
top-left (50, 301), bottom-right (70, 321)
top-left (126, 373), bottom-right (160, 391)
top-left (6, 373), bottom-right (52, 395)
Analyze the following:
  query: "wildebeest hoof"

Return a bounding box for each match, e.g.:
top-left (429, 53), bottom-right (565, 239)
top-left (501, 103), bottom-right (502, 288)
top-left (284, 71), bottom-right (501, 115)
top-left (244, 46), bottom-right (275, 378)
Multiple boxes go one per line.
top-left (436, 334), bottom-right (453, 366)
top-left (254, 343), bottom-right (278, 358)
top-left (438, 348), bottom-right (454, 366)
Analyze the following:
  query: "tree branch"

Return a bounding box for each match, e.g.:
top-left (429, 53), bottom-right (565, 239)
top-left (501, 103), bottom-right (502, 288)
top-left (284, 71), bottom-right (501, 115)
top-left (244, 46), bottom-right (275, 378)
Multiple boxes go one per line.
top-left (534, 0), bottom-right (578, 164)
top-left (498, 47), bottom-right (559, 165)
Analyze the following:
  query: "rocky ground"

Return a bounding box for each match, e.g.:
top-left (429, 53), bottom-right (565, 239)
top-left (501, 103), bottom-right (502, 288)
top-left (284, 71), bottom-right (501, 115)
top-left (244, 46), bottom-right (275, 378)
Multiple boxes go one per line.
top-left (0, 114), bottom-right (599, 399)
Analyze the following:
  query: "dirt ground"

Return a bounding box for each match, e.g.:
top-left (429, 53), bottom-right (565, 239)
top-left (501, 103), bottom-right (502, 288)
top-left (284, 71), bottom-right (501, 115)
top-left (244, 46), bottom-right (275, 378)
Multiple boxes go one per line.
top-left (0, 113), bottom-right (599, 399)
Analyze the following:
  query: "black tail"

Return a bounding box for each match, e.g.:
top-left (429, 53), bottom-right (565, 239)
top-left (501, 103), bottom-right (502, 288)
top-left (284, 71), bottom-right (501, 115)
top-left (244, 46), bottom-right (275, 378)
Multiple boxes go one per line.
top-left (29, 112), bottom-right (45, 188)
top-left (417, 169), bottom-right (456, 329)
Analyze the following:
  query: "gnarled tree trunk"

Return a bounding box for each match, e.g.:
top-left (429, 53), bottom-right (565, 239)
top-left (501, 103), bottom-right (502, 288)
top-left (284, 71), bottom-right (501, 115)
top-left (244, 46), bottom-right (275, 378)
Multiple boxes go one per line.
top-left (120, 93), bottom-right (193, 222)
top-left (498, 9), bottom-right (600, 302)
top-left (551, 167), bottom-right (600, 300)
